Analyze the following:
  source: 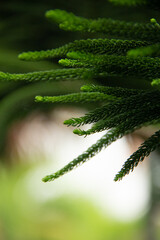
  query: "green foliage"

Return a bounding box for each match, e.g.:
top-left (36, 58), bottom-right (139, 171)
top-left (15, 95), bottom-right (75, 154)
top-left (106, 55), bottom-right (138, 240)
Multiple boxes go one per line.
top-left (128, 43), bottom-right (160, 58)
top-left (35, 92), bottom-right (116, 104)
top-left (80, 84), bottom-right (145, 96)
top-left (61, 52), bottom-right (160, 80)
top-left (151, 78), bottom-right (160, 86)
top-left (0, 68), bottom-right (89, 82)
top-left (1, 0), bottom-right (160, 183)
top-left (42, 128), bottom-right (123, 182)
top-left (64, 89), bottom-right (160, 127)
top-left (19, 39), bottom-right (149, 61)
top-left (127, 19), bottom-right (160, 58)
top-left (45, 9), bottom-right (160, 42)
top-left (114, 130), bottom-right (160, 180)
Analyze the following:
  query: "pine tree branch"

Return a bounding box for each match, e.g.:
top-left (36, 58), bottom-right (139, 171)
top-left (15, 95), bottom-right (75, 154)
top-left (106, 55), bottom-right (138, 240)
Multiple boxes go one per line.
top-left (42, 127), bottom-right (128, 182)
top-left (128, 43), bottom-right (160, 57)
top-left (35, 92), bottom-right (117, 104)
top-left (43, 115), bottom-right (160, 182)
top-left (73, 105), bottom-right (160, 136)
top-left (45, 9), bottom-right (160, 42)
top-left (64, 90), bottom-right (160, 127)
top-left (0, 68), bottom-right (90, 82)
top-left (67, 52), bottom-right (160, 80)
top-left (114, 129), bottom-right (160, 181)
top-left (80, 84), bottom-right (145, 97)
top-left (19, 38), bottom-right (149, 61)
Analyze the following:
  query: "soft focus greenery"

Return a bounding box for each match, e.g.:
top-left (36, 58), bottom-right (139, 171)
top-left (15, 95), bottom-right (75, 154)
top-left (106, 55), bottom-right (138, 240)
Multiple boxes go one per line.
top-left (0, 161), bottom-right (156, 240)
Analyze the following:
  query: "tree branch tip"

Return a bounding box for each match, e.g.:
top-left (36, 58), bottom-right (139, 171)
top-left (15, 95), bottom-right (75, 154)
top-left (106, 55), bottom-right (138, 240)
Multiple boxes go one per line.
top-left (35, 96), bottom-right (44, 102)
top-left (42, 175), bottom-right (53, 182)
top-left (73, 129), bottom-right (84, 135)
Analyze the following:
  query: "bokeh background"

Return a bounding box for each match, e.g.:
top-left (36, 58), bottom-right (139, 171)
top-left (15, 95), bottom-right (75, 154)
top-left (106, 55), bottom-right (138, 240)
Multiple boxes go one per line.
top-left (0, 1), bottom-right (160, 239)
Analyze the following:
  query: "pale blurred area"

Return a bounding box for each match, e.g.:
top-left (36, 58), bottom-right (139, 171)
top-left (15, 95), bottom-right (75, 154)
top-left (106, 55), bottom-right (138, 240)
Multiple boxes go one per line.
top-left (0, 106), bottom-right (159, 240)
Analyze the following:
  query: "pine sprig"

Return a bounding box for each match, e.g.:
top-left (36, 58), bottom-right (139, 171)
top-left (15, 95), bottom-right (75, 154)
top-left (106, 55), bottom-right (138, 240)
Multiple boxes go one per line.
top-left (43, 114), bottom-right (160, 182)
top-left (114, 130), bottom-right (160, 181)
top-left (0, 68), bottom-right (90, 82)
top-left (80, 85), bottom-right (145, 97)
top-left (73, 105), bottom-right (160, 136)
top-left (42, 127), bottom-right (128, 182)
top-left (45, 9), bottom-right (160, 42)
top-left (127, 43), bottom-right (160, 58)
top-left (19, 38), bottom-right (149, 61)
top-left (66, 52), bottom-right (160, 80)
top-left (35, 92), bottom-right (116, 104)
top-left (64, 90), bottom-right (160, 127)
top-left (59, 59), bottom-right (85, 68)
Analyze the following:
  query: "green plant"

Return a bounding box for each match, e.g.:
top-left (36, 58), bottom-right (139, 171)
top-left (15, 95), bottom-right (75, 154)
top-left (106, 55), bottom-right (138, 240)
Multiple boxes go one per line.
top-left (1, 0), bottom-right (160, 183)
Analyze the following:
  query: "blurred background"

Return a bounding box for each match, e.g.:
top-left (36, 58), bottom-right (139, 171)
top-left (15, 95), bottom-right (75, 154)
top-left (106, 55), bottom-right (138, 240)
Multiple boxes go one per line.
top-left (0, 0), bottom-right (160, 239)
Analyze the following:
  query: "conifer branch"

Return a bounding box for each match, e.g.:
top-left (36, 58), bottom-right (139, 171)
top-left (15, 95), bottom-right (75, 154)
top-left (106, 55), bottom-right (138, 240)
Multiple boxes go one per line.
top-left (80, 85), bottom-right (144, 97)
top-left (45, 9), bottom-right (160, 42)
top-left (114, 130), bottom-right (160, 181)
top-left (19, 38), bottom-right (149, 61)
top-left (59, 59), bottom-right (85, 68)
top-left (35, 92), bottom-right (116, 104)
top-left (67, 52), bottom-right (160, 80)
top-left (64, 91), bottom-right (160, 127)
top-left (73, 105), bottom-right (160, 136)
top-left (127, 43), bottom-right (160, 57)
top-left (42, 127), bottom-right (128, 182)
top-left (0, 68), bottom-right (89, 82)
top-left (43, 114), bottom-right (160, 182)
